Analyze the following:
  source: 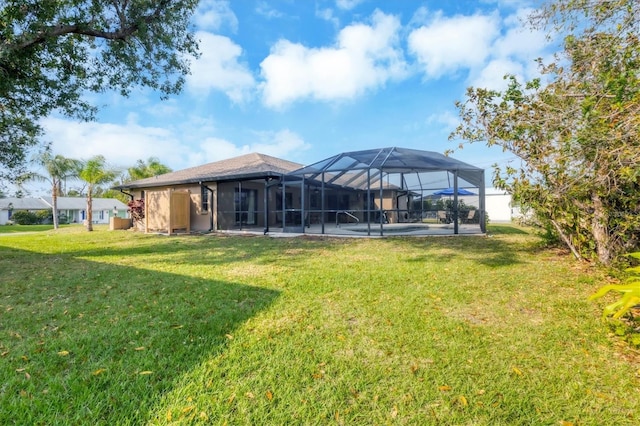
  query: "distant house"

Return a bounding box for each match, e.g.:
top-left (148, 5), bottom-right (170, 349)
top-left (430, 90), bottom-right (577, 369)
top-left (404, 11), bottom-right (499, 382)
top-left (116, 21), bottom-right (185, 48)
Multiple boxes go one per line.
top-left (0, 197), bottom-right (128, 225)
top-left (41, 197), bottom-right (129, 224)
top-left (0, 198), bottom-right (49, 225)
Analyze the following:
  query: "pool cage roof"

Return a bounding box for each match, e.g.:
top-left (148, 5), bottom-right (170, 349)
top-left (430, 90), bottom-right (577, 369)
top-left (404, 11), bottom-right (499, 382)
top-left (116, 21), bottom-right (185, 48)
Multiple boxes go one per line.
top-left (279, 147), bottom-right (486, 235)
top-left (288, 146), bottom-right (484, 188)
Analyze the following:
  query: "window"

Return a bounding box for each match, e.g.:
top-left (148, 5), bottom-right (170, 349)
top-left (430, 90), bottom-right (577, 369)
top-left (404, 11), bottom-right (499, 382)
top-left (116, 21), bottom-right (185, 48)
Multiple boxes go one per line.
top-left (235, 188), bottom-right (258, 225)
top-left (201, 186), bottom-right (209, 213)
top-left (99, 210), bottom-right (104, 220)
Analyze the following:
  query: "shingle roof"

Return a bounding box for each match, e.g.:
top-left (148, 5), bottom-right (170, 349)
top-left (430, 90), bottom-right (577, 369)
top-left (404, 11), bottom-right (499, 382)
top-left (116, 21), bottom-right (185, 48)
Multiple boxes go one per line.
top-left (114, 153), bottom-right (303, 190)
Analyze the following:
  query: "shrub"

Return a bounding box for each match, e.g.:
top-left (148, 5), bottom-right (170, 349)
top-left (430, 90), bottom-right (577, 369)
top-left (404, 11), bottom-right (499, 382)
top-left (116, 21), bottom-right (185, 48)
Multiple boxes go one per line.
top-left (590, 252), bottom-right (640, 320)
top-left (127, 199), bottom-right (145, 223)
top-left (36, 209), bottom-right (53, 224)
top-left (11, 210), bottom-right (39, 225)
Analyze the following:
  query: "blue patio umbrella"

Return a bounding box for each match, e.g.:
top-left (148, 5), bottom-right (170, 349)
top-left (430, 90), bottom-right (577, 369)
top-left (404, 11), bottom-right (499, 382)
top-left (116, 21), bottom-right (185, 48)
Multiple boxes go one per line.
top-left (433, 187), bottom-right (476, 196)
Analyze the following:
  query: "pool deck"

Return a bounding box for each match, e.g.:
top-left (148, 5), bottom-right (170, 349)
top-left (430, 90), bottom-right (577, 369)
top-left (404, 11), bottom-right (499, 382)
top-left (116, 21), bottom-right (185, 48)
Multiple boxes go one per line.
top-left (217, 222), bottom-right (484, 238)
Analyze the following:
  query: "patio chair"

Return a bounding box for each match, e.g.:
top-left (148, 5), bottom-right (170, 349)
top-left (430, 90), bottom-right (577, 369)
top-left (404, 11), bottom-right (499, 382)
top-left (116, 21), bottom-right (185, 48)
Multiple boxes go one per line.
top-left (437, 210), bottom-right (448, 223)
top-left (462, 210), bottom-right (476, 224)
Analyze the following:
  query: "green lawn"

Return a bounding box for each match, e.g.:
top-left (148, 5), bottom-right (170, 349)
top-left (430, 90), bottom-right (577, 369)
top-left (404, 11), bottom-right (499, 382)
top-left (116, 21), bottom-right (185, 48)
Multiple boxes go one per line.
top-left (0, 225), bottom-right (638, 425)
top-left (0, 224), bottom-right (75, 234)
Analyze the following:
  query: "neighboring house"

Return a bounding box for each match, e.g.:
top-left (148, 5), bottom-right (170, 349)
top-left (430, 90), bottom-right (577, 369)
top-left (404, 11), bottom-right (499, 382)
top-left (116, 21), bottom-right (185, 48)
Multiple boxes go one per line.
top-left (457, 188), bottom-right (514, 222)
top-left (40, 197), bottom-right (129, 224)
top-left (0, 197), bottom-right (49, 225)
top-left (114, 149), bottom-right (486, 235)
top-left (0, 197), bottom-right (129, 225)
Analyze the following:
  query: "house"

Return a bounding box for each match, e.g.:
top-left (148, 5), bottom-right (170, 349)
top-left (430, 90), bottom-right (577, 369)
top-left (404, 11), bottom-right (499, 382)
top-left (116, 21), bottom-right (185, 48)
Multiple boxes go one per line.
top-left (113, 153), bottom-right (303, 233)
top-left (0, 197), bottom-right (129, 225)
top-left (114, 148), bottom-right (486, 236)
top-left (41, 197), bottom-right (129, 224)
top-left (0, 197), bottom-right (50, 225)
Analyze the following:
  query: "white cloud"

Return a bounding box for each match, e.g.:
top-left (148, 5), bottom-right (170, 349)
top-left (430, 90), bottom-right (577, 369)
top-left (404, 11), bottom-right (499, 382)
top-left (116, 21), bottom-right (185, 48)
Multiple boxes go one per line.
top-left (469, 8), bottom-right (549, 90)
top-left (470, 58), bottom-right (524, 91)
top-left (193, 130), bottom-right (310, 164)
top-left (41, 117), bottom-right (186, 170)
top-left (316, 7), bottom-right (339, 28)
top-left (41, 117), bottom-right (309, 173)
top-left (408, 12), bottom-right (500, 79)
top-left (193, 0), bottom-right (238, 32)
top-left (336, 0), bottom-right (364, 11)
top-left (427, 110), bottom-right (460, 132)
top-left (186, 31), bottom-right (255, 103)
top-left (256, 1), bottom-right (284, 19)
top-left (259, 10), bottom-right (407, 108)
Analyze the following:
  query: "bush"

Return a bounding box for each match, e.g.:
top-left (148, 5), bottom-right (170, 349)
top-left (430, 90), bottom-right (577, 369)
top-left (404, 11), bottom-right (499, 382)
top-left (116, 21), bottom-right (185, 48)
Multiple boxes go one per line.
top-left (36, 209), bottom-right (53, 224)
top-left (58, 213), bottom-right (68, 224)
top-left (11, 210), bottom-right (39, 225)
top-left (127, 199), bottom-right (145, 223)
top-left (591, 252), bottom-right (640, 320)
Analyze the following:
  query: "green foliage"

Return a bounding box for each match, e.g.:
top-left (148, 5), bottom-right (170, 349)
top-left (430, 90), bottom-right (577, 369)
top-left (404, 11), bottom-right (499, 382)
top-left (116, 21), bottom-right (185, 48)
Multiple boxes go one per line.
top-left (451, 0), bottom-right (640, 265)
top-left (23, 152), bottom-right (81, 229)
top-left (10, 210), bottom-right (39, 225)
top-left (0, 1), bottom-right (199, 181)
top-left (127, 157), bottom-right (172, 181)
top-left (590, 252), bottom-right (640, 319)
top-left (78, 155), bottom-right (118, 231)
top-left (35, 208), bottom-right (53, 224)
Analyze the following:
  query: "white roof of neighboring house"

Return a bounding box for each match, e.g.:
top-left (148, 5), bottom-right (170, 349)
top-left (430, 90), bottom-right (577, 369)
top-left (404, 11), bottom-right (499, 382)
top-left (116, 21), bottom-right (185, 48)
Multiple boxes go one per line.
top-left (0, 197), bottom-right (49, 210)
top-left (0, 197), bottom-right (128, 211)
top-left (40, 197), bottom-right (129, 210)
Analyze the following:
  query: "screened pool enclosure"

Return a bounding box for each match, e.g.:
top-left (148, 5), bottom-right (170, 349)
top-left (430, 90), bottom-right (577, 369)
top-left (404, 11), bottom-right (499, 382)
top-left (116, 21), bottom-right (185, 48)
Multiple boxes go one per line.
top-left (269, 147), bottom-right (485, 236)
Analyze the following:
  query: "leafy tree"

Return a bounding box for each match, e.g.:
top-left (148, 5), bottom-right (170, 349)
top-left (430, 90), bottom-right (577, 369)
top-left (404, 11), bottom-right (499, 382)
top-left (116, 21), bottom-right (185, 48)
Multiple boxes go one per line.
top-left (127, 157), bottom-right (173, 181)
top-left (78, 155), bottom-right (117, 231)
top-left (0, 0), bottom-right (199, 181)
top-left (451, 0), bottom-right (640, 265)
top-left (22, 152), bottom-right (81, 229)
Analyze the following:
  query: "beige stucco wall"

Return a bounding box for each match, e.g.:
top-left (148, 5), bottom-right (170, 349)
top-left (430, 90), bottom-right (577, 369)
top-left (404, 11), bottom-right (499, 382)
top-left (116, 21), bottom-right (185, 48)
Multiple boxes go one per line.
top-left (131, 183), bottom-right (214, 233)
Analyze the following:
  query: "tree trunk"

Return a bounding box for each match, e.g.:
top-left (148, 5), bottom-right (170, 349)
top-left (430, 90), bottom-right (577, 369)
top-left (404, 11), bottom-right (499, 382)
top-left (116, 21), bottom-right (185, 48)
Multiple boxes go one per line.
top-left (550, 219), bottom-right (583, 261)
top-left (86, 188), bottom-right (93, 232)
top-left (591, 192), bottom-right (612, 265)
top-left (52, 181), bottom-right (59, 230)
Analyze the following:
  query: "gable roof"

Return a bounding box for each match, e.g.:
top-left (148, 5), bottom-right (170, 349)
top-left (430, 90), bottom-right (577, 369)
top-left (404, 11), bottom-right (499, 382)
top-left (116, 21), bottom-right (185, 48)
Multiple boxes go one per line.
top-left (0, 197), bottom-right (49, 210)
top-left (40, 197), bottom-right (128, 210)
top-left (114, 153), bottom-right (303, 190)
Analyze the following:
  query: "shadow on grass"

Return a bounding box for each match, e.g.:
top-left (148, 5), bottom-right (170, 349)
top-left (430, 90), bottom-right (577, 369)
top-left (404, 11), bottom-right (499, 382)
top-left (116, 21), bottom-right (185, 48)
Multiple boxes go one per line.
top-left (0, 245), bottom-right (279, 425)
top-left (60, 232), bottom-right (328, 268)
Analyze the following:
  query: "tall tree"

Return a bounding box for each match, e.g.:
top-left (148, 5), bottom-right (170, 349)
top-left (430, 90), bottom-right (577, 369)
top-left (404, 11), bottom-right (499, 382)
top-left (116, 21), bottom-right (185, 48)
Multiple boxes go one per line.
top-left (451, 0), bottom-right (640, 265)
top-left (0, 0), bottom-right (199, 181)
top-left (78, 155), bottom-right (117, 231)
top-left (127, 157), bottom-right (173, 181)
top-left (25, 152), bottom-right (81, 229)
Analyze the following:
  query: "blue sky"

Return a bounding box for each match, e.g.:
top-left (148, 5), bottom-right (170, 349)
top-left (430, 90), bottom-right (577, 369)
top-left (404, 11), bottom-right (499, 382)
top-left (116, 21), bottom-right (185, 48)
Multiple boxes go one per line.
top-left (37, 0), bottom-right (550, 191)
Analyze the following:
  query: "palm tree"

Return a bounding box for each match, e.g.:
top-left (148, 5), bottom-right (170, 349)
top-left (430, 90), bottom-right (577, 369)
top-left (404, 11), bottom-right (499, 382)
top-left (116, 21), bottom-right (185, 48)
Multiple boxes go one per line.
top-left (26, 152), bottom-right (81, 229)
top-left (78, 155), bottom-right (117, 231)
top-left (127, 157), bottom-right (172, 181)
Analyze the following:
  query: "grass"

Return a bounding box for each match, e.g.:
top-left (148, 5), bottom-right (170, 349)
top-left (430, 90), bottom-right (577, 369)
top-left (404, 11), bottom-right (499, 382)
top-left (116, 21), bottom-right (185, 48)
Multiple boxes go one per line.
top-left (0, 225), bottom-right (638, 425)
top-left (0, 224), bottom-right (75, 233)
